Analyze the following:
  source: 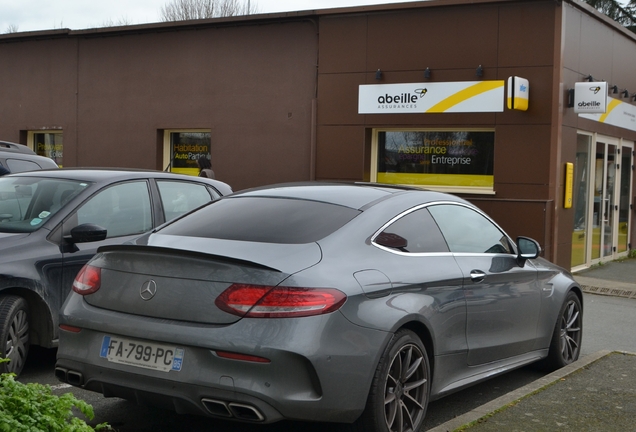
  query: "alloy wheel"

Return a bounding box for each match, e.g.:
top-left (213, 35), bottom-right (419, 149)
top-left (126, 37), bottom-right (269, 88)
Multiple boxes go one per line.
top-left (5, 309), bottom-right (29, 374)
top-left (559, 298), bottom-right (581, 363)
top-left (383, 343), bottom-right (428, 432)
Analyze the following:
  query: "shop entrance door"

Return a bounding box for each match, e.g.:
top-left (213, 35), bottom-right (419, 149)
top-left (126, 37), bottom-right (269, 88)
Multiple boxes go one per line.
top-left (617, 143), bottom-right (634, 256)
top-left (590, 138), bottom-right (633, 263)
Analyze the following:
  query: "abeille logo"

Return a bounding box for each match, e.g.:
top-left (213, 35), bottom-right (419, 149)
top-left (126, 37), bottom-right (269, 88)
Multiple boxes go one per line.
top-left (589, 86), bottom-right (602, 94)
top-left (377, 88), bottom-right (427, 104)
top-left (414, 88), bottom-right (428, 98)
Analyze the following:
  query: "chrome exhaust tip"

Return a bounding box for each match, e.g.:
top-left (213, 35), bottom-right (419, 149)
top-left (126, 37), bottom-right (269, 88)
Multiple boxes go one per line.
top-left (66, 370), bottom-right (84, 386)
top-left (201, 398), bottom-right (265, 421)
top-left (228, 402), bottom-right (265, 421)
top-left (201, 399), bottom-right (232, 417)
top-left (54, 367), bottom-right (68, 383)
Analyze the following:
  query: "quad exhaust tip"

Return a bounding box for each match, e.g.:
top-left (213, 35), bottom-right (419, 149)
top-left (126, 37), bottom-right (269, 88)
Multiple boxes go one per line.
top-left (201, 398), bottom-right (265, 422)
top-left (54, 371), bottom-right (264, 422)
top-left (55, 367), bottom-right (84, 386)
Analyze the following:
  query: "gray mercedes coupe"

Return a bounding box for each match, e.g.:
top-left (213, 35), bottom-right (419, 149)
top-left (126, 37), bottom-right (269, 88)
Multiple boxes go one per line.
top-left (56, 182), bottom-right (583, 432)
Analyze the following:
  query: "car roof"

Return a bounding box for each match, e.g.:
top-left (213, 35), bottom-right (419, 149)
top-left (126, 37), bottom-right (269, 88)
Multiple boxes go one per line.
top-left (7, 167), bottom-right (233, 194)
top-left (228, 181), bottom-right (462, 210)
top-left (0, 141), bottom-right (38, 154)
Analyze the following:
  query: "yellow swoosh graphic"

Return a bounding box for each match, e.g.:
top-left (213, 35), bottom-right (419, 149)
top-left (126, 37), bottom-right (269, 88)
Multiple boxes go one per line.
top-left (599, 98), bottom-right (621, 123)
top-left (427, 81), bottom-right (504, 113)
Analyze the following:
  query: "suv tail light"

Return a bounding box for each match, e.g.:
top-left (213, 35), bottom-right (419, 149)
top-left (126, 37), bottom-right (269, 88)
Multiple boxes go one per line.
top-left (73, 264), bottom-right (101, 295)
top-left (215, 284), bottom-right (346, 318)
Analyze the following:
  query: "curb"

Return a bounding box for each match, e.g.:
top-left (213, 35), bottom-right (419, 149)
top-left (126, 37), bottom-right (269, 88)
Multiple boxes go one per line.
top-left (578, 283), bottom-right (636, 299)
top-left (426, 350), bottom-right (614, 432)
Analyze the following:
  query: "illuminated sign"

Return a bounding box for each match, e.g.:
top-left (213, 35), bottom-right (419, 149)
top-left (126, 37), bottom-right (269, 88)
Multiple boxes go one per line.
top-left (579, 96), bottom-right (636, 131)
top-left (573, 82), bottom-right (607, 114)
top-left (507, 76), bottom-right (529, 111)
top-left (359, 81), bottom-right (505, 114)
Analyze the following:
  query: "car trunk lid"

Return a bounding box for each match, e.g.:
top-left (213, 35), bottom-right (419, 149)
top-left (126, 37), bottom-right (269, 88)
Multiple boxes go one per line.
top-left (83, 240), bottom-right (322, 325)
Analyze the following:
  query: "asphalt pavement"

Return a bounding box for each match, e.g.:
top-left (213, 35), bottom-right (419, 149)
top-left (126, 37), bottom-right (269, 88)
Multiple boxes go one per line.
top-left (428, 257), bottom-right (636, 432)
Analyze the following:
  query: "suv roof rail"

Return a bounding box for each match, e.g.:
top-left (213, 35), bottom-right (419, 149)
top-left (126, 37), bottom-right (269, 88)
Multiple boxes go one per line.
top-left (0, 141), bottom-right (37, 155)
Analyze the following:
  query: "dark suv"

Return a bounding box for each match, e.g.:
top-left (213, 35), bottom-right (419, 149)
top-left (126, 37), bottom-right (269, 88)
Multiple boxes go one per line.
top-left (0, 141), bottom-right (59, 173)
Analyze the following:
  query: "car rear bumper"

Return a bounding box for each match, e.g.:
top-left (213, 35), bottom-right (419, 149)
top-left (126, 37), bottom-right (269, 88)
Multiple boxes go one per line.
top-left (55, 359), bottom-right (286, 423)
top-left (56, 304), bottom-right (390, 424)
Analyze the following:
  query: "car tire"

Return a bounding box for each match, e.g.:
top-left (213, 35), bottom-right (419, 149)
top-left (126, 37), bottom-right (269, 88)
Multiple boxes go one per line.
top-left (0, 295), bottom-right (30, 375)
top-left (353, 329), bottom-right (430, 432)
top-left (542, 291), bottom-right (582, 371)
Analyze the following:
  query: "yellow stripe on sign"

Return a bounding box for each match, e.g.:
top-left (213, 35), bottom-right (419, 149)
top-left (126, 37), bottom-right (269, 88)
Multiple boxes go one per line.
top-left (427, 81), bottom-right (504, 113)
top-left (598, 98), bottom-right (621, 123)
top-left (378, 173), bottom-right (494, 187)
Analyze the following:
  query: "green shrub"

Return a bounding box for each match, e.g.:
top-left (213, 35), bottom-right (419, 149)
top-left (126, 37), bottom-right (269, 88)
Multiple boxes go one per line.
top-left (0, 360), bottom-right (111, 432)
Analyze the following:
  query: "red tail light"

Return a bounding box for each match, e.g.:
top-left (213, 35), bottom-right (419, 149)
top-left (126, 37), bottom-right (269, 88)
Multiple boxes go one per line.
top-left (73, 264), bottom-right (101, 295)
top-left (215, 284), bottom-right (346, 318)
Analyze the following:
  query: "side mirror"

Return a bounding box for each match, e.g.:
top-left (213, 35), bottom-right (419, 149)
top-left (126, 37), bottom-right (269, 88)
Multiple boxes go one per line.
top-left (516, 236), bottom-right (540, 266)
top-left (69, 223), bottom-right (108, 244)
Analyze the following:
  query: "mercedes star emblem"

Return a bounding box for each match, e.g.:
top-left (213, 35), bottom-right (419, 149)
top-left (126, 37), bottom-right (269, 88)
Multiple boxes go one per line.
top-left (140, 280), bottom-right (157, 301)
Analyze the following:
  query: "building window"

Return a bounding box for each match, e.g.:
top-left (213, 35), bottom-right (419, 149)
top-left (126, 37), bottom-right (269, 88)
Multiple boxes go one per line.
top-left (373, 130), bottom-right (495, 193)
top-left (163, 130), bottom-right (211, 176)
top-left (29, 131), bottom-right (63, 167)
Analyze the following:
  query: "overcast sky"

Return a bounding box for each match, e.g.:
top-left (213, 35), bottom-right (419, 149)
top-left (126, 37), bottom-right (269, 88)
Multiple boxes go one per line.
top-left (0, 0), bottom-right (421, 33)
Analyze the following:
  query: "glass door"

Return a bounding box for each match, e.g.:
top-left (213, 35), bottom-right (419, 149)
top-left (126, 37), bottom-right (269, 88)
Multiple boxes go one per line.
top-left (572, 135), bottom-right (632, 270)
top-left (590, 137), bottom-right (631, 263)
top-left (602, 141), bottom-right (616, 259)
top-left (571, 135), bottom-right (590, 268)
top-left (617, 143), bottom-right (634, 255)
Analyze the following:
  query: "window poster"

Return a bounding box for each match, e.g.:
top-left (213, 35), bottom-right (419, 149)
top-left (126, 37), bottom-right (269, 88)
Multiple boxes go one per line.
top-left (34, 133), bottom-right (63, 167)
top-left (170, 132), bottom-right (210, 176)
top-left (377, 131), bottom-right (494, 188)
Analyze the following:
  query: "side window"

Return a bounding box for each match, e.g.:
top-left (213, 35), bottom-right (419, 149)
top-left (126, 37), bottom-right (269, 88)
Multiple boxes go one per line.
top-left (374, 208), bottom-right (449, 253)
top-left (157, 181), bottom-right (214, 222)
top-left (74, 181), bottom-right (152, 238)
top-left (6, 159), bottom-right (43, 173)
top-left (428, 204), bottom-right (512, 254)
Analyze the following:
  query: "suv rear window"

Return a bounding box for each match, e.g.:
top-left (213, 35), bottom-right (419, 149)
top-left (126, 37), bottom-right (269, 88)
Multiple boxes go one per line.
top-left (6, 159), bottom-right (46, 173)
top-left (160, 196), bottom-right (360, 244)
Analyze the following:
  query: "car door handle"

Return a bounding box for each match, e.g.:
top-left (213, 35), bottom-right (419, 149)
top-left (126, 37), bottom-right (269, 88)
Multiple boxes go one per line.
top-left (470, 270), bottom-right (486, 283)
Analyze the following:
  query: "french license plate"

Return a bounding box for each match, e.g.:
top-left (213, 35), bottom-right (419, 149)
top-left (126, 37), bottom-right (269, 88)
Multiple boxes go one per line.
top-left (100, 336), bottom-right (184, 372)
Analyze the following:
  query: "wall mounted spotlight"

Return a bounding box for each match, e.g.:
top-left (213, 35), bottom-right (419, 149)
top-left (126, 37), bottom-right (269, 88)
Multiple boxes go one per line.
top-left (623, 89), bottom-right (629, 98)
top-left (424, 67), bottom-right (431, 79)
top-left (476, 65), bottom-right (483, 77)
top-left (632, 94), bottom-right (636, 102)
top-left (611, 85), bottom-right (618, 94)
top-left (375, 69), bottom-right (382, 80)
top-left (586, 75), bottom-right (594, 82)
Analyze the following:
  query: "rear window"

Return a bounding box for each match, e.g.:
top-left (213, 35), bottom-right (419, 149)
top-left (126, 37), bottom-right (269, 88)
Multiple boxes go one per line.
top-left (160, 196), bottom-right (360, 244)
top-left (5, 158), bottom-right (45, 173)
